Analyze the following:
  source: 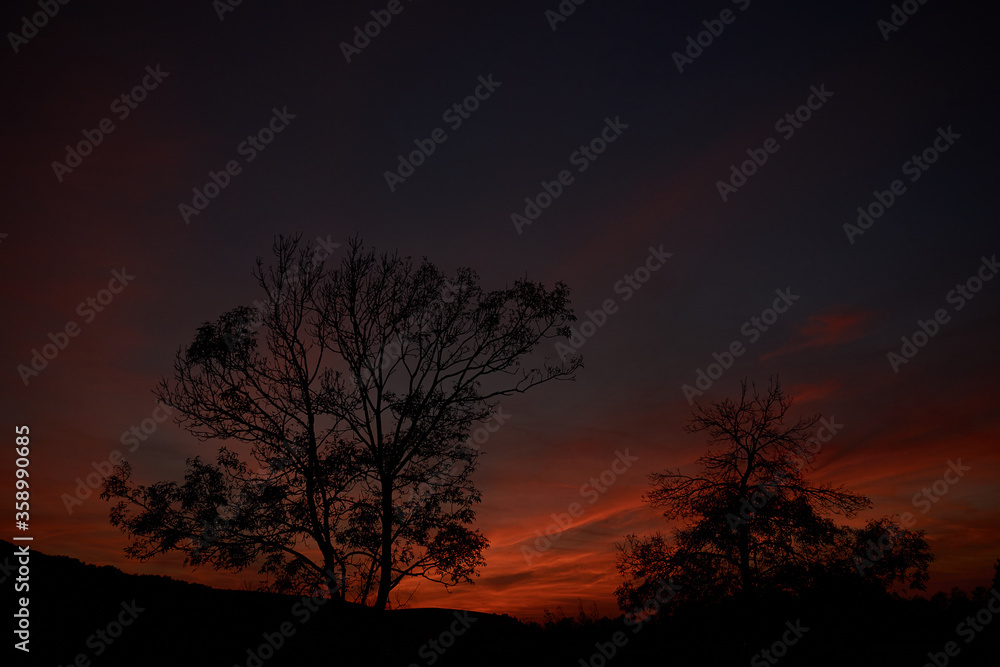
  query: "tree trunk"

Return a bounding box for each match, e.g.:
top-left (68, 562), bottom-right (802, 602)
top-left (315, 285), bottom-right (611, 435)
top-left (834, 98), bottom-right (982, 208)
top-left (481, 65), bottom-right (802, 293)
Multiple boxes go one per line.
top-left (373, 480), bottom-right (394, 611)
top-left (738, 526), bottom-right (752, 594)
top-left (322, 554), bottom-right (345, 602)
top-left (736, 526), bottom-right (754, 656)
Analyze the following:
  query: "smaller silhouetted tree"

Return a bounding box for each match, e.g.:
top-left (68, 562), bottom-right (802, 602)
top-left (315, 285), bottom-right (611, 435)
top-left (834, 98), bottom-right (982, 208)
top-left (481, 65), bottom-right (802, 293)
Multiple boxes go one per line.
top-left (616, 378), bottom-right (932, 612)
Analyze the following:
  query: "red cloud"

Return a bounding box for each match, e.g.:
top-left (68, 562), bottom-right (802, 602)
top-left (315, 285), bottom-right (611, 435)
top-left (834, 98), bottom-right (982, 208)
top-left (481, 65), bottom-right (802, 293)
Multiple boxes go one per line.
top-left (763, 306), bottom-right (877, 360)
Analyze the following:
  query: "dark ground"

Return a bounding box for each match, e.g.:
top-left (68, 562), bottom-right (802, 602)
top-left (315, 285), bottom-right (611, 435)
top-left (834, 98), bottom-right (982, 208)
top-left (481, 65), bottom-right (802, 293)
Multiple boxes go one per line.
top-left (4, 540), bottom-right (997, 666)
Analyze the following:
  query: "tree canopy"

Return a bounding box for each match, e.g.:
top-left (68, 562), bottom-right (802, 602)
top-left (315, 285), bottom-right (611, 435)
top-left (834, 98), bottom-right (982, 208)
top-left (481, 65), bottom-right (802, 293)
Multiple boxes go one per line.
top-left (103, 235), bottom-right (581, 609)
top-left (616, 378), bottom-right (932, 611)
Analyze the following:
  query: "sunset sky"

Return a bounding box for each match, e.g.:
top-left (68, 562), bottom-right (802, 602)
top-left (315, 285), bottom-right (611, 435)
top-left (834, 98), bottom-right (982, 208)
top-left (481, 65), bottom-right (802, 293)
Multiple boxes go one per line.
top-left (2, 0), bottom-right (998, 621)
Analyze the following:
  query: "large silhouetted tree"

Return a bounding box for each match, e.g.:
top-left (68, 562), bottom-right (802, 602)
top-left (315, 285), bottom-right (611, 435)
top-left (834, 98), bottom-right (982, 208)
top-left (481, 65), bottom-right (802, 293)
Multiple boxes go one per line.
top-left (616, 378), bottom-right (932, 611)
top-left (103, 235), bottom-right (581, 610)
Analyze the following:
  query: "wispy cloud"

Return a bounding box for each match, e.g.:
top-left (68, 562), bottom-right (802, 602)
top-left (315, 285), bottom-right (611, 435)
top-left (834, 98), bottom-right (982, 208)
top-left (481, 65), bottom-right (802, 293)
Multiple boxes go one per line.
top-left (763, 306), bottom-right (877, 361)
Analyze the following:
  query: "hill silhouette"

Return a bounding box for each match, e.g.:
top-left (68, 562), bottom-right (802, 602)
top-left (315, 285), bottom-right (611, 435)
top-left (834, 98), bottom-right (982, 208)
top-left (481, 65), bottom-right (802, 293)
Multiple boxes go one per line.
top-left (4, 540), bottom-right (998, 666)
top-left (2, 539), bottom-right (561, 666)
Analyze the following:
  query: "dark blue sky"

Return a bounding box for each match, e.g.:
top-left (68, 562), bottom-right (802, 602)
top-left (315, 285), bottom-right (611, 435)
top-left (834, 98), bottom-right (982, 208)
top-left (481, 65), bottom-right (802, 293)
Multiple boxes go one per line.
top-left (3, 0), bottom-right (998, 618)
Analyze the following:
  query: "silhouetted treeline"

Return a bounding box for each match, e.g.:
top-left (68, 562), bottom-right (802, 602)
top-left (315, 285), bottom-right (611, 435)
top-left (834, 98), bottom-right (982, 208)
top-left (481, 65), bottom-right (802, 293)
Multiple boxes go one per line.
top-left (4, 541), bottom-right (997, 666)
